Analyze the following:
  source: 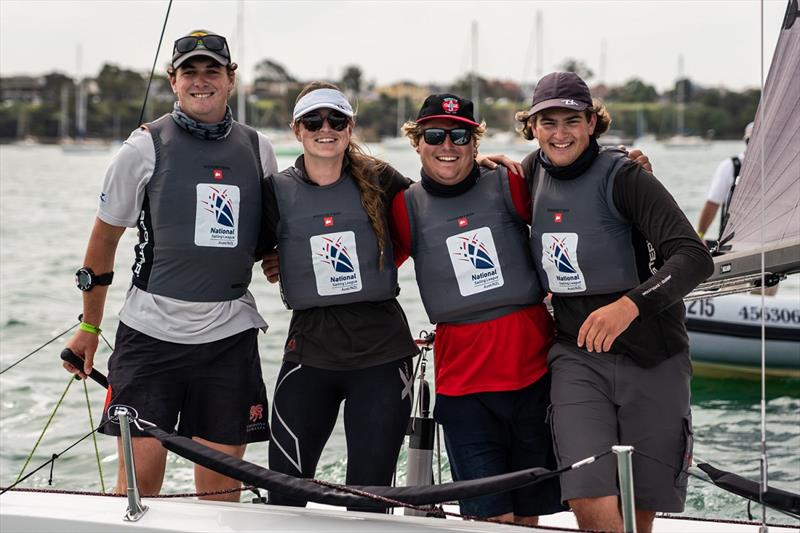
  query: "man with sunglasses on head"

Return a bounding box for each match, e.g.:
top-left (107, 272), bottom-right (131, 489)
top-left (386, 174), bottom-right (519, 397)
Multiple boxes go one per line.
top-left (63, 29), bottom-right (277, 500)
top-left (389, 94), bottom-right (565, 525)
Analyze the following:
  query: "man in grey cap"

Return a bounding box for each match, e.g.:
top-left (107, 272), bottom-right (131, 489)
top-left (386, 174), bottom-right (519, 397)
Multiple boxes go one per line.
top-left (517, 71), bottom-right (713, 533)
top-left (63, 29), bottom-right (278, 500)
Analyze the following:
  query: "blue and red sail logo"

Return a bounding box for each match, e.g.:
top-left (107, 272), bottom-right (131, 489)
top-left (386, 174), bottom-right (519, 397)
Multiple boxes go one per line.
top-left (317, 236), bottom-right (355, 273)
top-left (454, 234), bottom-right (495, 270)
top-left (202, 186), bottom-right (235, 227)
top-left (548, 235), bottom-right (577, 273)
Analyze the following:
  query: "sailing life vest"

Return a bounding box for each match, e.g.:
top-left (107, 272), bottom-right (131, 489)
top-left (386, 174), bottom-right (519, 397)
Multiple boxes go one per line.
top-left (719, 155), bottom-right (742, 235)
top-left (531, 150), bottom-right (640, 295)
top-left (405, 167), bottom-right (545, 324)
top-left (272, 167), bottom-right (397, 310)
top-left (131, 115), bottom-right (263, 302)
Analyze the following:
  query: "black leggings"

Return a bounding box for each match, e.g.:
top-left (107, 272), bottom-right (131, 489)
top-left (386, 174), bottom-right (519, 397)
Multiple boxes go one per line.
top-left (268, 357), bottom-right (414, 509)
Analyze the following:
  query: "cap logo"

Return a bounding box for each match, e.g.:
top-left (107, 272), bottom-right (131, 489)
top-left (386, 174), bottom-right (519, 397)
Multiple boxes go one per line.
top-left (561, 99), bottom-right (578, 106)
top-left (442, 98), bottom-right (460, 114)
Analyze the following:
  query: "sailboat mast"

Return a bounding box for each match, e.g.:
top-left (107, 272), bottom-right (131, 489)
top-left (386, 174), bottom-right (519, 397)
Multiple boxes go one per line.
top-left (676, 54), bottom-right (685, 135)
top-left (76, 44), bottom-right (87, 139)
top-left (236, 0), bottom-right (246, 124)
top-left (471, 20), bottom-right (479, 121)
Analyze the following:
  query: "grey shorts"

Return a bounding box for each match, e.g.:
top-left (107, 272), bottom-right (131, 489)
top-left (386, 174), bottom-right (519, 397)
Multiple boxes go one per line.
top-left (548, 342), bottom-right (692, 512)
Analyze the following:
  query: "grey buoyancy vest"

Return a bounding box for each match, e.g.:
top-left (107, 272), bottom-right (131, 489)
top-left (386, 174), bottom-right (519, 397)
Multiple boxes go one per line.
top-left (272, 167), bottom-right (397, 310)
top-left (531, 150), bottom-right (638, 295)
top-left (132, 115), bottom-right (262, 302)
top-left (405, 167), bottom-right (545, 324)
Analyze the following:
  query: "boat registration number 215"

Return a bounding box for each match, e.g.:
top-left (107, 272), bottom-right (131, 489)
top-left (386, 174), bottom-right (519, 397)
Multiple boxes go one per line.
top-left (686, 298), bottom-right (800, 325)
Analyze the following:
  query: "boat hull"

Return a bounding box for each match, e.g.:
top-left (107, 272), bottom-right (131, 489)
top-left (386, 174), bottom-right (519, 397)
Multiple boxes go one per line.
top-left (686, 293), bottom-right (800, 378)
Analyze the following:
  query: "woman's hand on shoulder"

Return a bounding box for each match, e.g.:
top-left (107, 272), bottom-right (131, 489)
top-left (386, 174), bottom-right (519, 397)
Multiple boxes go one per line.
top-left (261, 251), bottom-right (280, 283)
top-left (476, 153), bottom-right (524, 177)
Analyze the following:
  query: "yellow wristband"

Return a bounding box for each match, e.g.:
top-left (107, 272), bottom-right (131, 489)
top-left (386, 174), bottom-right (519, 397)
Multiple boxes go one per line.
top-left (79, 322), bottom-right (101, 335)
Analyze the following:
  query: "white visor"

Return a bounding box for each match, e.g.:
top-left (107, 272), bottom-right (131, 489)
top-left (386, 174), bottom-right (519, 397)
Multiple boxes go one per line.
top-left (292, 89), bottom-right (354, 123)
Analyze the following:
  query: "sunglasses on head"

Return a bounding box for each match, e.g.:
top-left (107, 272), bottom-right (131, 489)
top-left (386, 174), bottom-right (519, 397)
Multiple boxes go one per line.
top-left (422, 127), bottom-right (472, 146)
top-left (299, 110), bottom-right (350, 132)
top-left (173, 35), bottom-right (230, 57)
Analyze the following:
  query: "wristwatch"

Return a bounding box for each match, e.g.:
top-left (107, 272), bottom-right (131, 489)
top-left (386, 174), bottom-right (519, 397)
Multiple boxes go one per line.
top-left (75, 267), bottom-right (114, 292)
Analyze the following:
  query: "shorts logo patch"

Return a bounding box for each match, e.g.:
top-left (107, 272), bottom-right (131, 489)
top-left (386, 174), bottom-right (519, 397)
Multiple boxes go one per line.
top-left (542, 232), bottom-right (586, 292)
top-left (249, 404), bottom-right (264, 422)
top-left (195, 184), bottom-right (240, 248)
top-left (446, 226), bottom-right (504, 296)
top-left (106, 404), bottom-right (140, 425)
top-left (309, 231), bottom-right (363, 296)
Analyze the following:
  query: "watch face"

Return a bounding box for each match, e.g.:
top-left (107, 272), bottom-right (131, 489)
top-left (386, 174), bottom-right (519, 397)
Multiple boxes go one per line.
top-left (76, 269), bottom-right (93, 291)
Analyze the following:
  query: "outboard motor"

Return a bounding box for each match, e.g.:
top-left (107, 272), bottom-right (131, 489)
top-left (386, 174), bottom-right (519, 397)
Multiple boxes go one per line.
top-left (404, 331), bottom-right (436, 516)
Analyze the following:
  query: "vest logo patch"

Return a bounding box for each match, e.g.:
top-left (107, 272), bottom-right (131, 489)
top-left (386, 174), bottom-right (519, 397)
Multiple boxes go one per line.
top-left (310, 231), bottom-right (363, 296)
top-left (213, 169), bottom-right (223, 180)
top-left (554, 212), bottom-right (563, 223)
top-left (457, 217), bottom-right (468, 228)
top-left (195, 184), bottom-right (240, 248)
top-left (323, 216), bottom-right (334, 227)
top-left (446, 227), bottom-right (504, 297)
top-left (542, 232), bottom-right (586, 292)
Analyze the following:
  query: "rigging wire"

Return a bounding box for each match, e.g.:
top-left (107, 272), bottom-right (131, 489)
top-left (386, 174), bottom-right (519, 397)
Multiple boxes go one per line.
top-left (0, 322), bottom-right (79, 376)
top-left (137, 0), bottom-right (174, 127)
top-left (758, 1), bottom-right (769, 530)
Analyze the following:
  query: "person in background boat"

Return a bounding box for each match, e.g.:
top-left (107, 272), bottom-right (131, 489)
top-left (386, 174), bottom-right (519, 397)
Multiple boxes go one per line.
top-left (259, 82), bottom-right (419, 511)
top-left (389, 93), bottom-right (565, 525)
top-left (62, 29), bottom-right (277, 501)
top-left (516, 71), bottom-right (714, 533)
top-left (696, 121), bottom-right (754, 244)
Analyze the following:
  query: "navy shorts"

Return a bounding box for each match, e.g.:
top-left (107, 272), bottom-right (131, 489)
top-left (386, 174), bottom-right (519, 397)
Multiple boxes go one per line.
top-left (433, 376), bottom-right (565, 518)
top-left (99, 322), bottom-right (270, 445)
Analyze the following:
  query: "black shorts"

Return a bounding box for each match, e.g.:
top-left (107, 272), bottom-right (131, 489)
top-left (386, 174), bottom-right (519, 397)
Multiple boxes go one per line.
top-left (434, 376), bottom-right (565, 518)
top-left (99, 322), bottom-right (270, 445)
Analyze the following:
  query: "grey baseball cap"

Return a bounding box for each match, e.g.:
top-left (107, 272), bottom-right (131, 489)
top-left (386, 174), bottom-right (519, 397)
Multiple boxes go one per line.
top-left (171, 30), bottom-right (231, 69)
top-left (519, 71), bottom-right (593, 120)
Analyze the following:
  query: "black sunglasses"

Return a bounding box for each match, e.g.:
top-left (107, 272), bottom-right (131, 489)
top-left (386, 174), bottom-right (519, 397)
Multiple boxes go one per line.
top-left (173, 35), bottom-right (230, 58)
top-left (422, 128), bottom-right (472, 146)
top-left (299, 110), bottom-right (350, 132)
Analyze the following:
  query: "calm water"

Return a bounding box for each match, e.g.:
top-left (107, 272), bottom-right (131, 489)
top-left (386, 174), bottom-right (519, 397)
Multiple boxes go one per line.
top-left (0, 140), bottom-right (798, 524)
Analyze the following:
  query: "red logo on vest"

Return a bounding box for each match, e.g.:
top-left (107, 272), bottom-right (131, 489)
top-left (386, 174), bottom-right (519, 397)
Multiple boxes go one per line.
top-left (442, 98), bottom-right (460, 114)
top-left (458, 217), bottom-right (468, 228)
top-left (324, 216), bottom-right (334, 227)
top-left (554, 212), bottom-right (563, 223)
top-left (213, 169), bottom-right (223, 180)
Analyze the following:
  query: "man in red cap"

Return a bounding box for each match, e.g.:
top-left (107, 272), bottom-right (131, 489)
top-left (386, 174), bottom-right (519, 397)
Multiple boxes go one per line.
top-left (391, 93), bottom-right (564, 525)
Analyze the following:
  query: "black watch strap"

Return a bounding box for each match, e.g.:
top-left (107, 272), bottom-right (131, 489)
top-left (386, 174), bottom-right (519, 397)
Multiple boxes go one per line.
top-left (94, 271), bottom-right (114, 286)
top-left (75, 267), bottom-right (114, 291)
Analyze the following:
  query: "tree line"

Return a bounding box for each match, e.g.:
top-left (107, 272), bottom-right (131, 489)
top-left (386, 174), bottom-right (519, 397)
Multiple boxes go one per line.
top-left (0, 59), bottom-right (760, 142)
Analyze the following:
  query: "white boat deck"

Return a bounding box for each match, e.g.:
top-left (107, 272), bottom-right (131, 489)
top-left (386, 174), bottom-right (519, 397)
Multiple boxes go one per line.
top-left (1, 490), bottom-right (796, 533)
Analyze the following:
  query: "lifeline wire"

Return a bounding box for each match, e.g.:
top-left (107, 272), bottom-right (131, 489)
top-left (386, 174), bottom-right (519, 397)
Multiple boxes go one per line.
top-left (5, 413), bottom-right (115, 495)
top-left (137, 0), bottom-right (173, 126)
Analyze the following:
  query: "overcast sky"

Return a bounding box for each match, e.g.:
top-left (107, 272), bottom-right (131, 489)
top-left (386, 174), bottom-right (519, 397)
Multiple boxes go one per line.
top-left (0, 0), bottom-right (789, 92)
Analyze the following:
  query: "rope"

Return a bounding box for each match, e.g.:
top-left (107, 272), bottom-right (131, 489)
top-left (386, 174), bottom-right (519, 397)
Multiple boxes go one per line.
top-left (4, 417), bottom-right (115, 495)
top-left (0, 322), bottom-right (79, 375)
top-left (137, 0), bottom-right (173, 126)
top-left (15, 376), bottom-right (75, 483)
top-left (83, 379), bottom-right (106, 493)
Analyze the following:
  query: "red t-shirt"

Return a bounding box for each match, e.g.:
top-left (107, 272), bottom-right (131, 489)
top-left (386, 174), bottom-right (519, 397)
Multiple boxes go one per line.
top-left (390, 170), bottom-right (552, 396)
